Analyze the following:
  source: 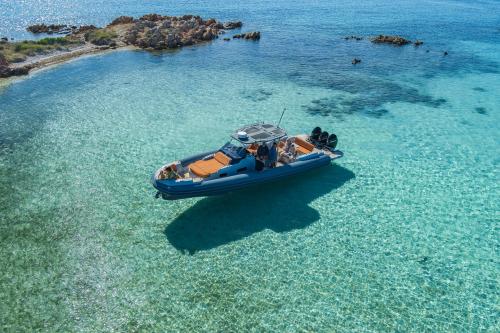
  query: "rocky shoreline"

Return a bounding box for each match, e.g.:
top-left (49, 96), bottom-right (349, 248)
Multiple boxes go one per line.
top-left (0, 14), bottom-right (260, 79)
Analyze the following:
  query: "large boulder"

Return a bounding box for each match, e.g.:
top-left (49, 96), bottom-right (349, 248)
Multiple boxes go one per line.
top-left (146, 27), bottom-right (166, 49)
top-left (244, 31), bottom-right (260, 40)
top-left (166, 33), bottom-right (181, 48)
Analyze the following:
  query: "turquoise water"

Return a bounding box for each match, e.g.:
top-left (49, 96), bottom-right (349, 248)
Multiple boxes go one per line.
top-left (1, 0), bottom-right (499, 331)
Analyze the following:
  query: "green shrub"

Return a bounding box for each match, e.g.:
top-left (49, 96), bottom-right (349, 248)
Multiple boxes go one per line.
top-left (84, 29), bottom-right (117, 45)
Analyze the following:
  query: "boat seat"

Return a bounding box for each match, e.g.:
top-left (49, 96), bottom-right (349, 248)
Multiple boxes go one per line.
top-left (189, 152), bottom-right (231, 178)
top-left (294, 137), bottom-right (315, 155)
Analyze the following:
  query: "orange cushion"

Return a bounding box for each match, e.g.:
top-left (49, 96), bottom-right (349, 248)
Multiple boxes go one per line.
top-left (295, 137), bottom-right (314, 152)
top-left (295, 145), bottom-right (311, 155)
top-left (189, 158), bottom-right (225, 178)
top-left (214, 151), bottom-right (231, 165)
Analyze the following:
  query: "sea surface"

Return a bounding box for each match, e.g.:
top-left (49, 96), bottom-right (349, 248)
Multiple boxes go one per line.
top-left (1, 0), bottom-right (499, 331)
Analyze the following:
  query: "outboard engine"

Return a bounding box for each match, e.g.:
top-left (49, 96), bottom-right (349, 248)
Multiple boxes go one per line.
top-left (319, 131), bottom-right (329, 146)
top-left (327, 133), bottom-right (338, 150)
top-left (310, 127), bottom-right (322, 142)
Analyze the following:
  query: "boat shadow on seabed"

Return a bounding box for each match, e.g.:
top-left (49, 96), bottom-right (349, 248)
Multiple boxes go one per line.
top-left (164, 164), bottom-right (355, 254)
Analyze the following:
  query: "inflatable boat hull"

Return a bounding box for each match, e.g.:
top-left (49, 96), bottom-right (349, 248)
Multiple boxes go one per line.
top-left (152, 150), bottom-right (343, 200)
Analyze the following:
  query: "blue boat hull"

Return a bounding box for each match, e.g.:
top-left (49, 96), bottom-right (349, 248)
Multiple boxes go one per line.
top-left (152, 151), bottom-right (342, 200)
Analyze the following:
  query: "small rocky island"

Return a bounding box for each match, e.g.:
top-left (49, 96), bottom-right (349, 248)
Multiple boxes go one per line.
top-left (0, 14), bottom-right (260, 79)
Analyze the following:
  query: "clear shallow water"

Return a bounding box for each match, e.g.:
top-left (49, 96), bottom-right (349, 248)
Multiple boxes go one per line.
top-left (1, 0), bottom-right (499, 331)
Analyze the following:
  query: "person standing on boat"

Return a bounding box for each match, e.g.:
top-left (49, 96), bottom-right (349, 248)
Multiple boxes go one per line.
top-left (256, 144), bottom-right (269, 170)
top-left (269, 141), bottom-right (278, 168)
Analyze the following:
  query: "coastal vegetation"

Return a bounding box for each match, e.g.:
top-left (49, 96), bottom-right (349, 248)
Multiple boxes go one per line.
top-left (0, 14), bottom-right (258, 79)
top-left (84, 29), bottom-right (118, 46)
top-left (0, 37), bottom-right (82, 63)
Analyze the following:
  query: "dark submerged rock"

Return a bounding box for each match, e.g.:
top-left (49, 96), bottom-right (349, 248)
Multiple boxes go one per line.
top-left (352, 58), bottom-right (361, 65)
top-left (223, 37), bottom-right (230, 41)
top-left (444, 51), bottom-right (448, 56)
top-left (372, 35), bottom-right (411, 46)
top-left (414, 40), bottom-right (423, 46)
top-left (344, 35), bottom-right (363, 41)
top-left (475, 107), bottom-right (487, 115)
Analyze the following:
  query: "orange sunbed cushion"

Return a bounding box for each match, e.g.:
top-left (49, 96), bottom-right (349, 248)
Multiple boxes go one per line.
top-left (295, 145), bottom-right (311, 155)
top-left (189, 158), bottom-right (225, 178)
top-left (294, 137), bottom-right (314, 153)
top-left (214, 152), bottom-right (231, 165)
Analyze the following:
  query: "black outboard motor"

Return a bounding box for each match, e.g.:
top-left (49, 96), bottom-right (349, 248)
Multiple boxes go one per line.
top-left (327, 133), bottom-right (338, 150)
top-left (310, 127), bottom-right (322, 142)
top-left (319, 131), bottom-right (329, 146)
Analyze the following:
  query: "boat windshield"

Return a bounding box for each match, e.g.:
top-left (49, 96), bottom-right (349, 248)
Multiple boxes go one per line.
top-left (219, 142), bottom-right (247, 164)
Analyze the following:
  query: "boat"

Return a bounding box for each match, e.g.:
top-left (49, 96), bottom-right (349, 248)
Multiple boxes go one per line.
top-left (152, 123), bottom-right (343, 200)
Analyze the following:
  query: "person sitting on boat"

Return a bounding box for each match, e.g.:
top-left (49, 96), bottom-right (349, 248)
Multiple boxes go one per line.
top-left (284, 137), bottom-right (296, 156)
top-left (269, 141), bottom-right (278, 168)
top-left (163, 166), bottom-right (177, 179)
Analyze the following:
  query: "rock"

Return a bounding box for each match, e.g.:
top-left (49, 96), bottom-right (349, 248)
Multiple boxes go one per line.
top-left (223, 37), bottom-right (230, 41)
top-left (205, 18), bottom-right (217, 26)
top-left (109, 16), bottom-right (134, 26)
top-left (0, 53), bottom-right (8, 67)
top-left (0, 66), bottom-right (10, 78)
top-left (0, 64), bottom-right (31, 78)
top-left (232, 33), bottom-right (244, 39)
top-left (27, 24), bottom-right (69, 34)
top-left (140, 14), bottom-right (164, 22)
top-left (73, 25), bottom-right (97, 34)
top-left (244, 31), bottom-right (260, 40)
top-left (414, 40), bottom-right (423, 46)
top-left (124, 29), bottom-right (138, 44)
top-left (224, 21), bottom-right (242, 29)
top-left (371, 35), bottom-right (411, 46)
top-left (91, 38), bottom-right (112, 46)
top-left (166, 33), bottom-right (181, 48)
top-left (344, 35), bottom-right (363, 41)
top-left (352, 58), bottom-right (361, 64)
